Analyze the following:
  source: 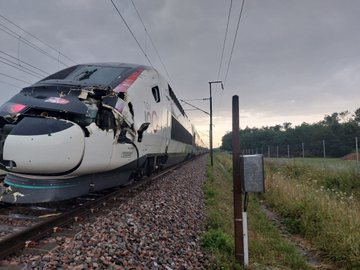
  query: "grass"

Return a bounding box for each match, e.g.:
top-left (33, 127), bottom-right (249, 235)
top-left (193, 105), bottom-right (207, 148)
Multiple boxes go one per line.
top-left (202, 153), bottom-right (311, 269)
top-left (271, 157), bottom-right (360, 173)
top-left (265, 159), bottom-right (360, 269)
top-left (267, 158), bottom-right (360, 198)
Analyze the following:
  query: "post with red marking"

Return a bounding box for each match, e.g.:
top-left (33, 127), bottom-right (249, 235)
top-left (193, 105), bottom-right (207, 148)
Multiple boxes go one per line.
top-left (232, 95), bottom-right (244, 263)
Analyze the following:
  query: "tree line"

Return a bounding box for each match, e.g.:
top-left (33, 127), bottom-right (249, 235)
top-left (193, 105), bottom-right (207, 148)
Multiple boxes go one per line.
top-left (221, 109), bottom-right (360, 158)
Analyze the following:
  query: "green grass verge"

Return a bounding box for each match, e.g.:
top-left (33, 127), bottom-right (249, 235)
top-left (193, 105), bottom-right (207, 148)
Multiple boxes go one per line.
top-left (202, 153), bottom-right (311, 269)
top-left (265, 159), bottom-right (360, 269)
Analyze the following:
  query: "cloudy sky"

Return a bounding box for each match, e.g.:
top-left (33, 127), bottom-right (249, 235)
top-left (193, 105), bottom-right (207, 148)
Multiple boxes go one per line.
top-left (1, 0), bottom-right (360, 147)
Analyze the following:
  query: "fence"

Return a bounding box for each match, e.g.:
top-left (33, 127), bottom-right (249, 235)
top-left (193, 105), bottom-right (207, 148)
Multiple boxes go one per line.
top-left (241, 137), bottom-right (360, 167)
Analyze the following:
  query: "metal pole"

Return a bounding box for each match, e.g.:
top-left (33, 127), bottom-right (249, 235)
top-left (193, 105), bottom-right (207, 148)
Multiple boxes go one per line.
top-left (287, 144), bottom-right (290, 158)
top-left (323, 139), bottom-right (326, 159)
top-left (232, 95), bottom-right (244, 264)
top-left (276, 145), bottom-right (279, 158)
top-left (302, 142), bottom-right (305, 158)
top-left (268, 145), bottom-right (270, 158)
top-left (356, 137), bottom-right (359, 168)
top-left (209, 82), bottom-right (213, 166)
top-left (208, 81), bottom-right (223, 166)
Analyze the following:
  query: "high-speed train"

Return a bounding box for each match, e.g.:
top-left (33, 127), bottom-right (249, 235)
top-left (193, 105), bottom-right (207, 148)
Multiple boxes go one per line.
top-left (0, 63), bottom-right (206, 203)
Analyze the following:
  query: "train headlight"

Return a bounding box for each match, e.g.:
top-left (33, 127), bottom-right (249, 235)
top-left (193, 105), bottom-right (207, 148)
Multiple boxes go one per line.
top-left (0, 102), bottom-right (27, 114)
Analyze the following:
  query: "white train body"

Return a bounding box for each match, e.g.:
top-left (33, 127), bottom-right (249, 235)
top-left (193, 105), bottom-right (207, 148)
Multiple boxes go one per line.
top-left (0, 63), bottom-right (206, 203)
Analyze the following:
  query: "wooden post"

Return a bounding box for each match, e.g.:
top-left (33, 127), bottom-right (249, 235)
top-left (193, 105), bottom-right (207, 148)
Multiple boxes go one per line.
top-left (232, 95), bottom-right (244, 263)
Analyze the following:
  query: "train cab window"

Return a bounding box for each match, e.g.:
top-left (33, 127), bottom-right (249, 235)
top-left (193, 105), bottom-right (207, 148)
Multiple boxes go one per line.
top-left (152, 86), bottom-right (161, 103)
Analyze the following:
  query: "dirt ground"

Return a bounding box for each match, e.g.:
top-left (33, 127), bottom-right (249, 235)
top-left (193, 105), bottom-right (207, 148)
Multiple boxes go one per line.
top-left (342, 152), bottom-right (360, 160)
top-left (260, 204), bottom-right (337, 270)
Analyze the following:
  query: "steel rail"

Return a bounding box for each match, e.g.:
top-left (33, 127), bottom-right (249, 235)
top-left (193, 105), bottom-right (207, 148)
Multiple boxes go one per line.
top-left (0, 158), bottom-right (191, 259)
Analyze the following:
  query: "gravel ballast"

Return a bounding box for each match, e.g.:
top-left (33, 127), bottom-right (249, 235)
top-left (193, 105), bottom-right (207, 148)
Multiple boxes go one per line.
top-left (1, 155), bottom-right (208, 269)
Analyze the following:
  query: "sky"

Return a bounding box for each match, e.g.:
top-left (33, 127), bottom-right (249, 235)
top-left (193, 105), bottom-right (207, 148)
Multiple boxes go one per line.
top-left (1, 0), bottom-right (360, 147)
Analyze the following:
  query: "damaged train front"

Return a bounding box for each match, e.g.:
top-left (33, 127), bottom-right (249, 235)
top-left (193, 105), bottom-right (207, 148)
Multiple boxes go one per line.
top-left (0, 85), bottom-right (94, 202)
top-left (0, 64), bottom-right (148, 203)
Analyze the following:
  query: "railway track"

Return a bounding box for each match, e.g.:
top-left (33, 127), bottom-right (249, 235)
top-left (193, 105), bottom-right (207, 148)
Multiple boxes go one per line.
top-left (0, 162), bottom-right (182, 260)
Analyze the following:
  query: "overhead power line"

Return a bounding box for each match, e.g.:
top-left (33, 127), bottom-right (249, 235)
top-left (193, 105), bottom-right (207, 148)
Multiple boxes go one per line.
top-left (0, 72), bottom-right (31, 84)
top-left (181, 99), bottom-right (209, 116)
top-left (0, 50), bottom-right (49, 75)
top-left (130, 0), bottom-right (172, 82)
top-left (217, 0), bottom-right (233, 79)
top-left (0, 80), bottom-right (22, 89)
top-left (110, 0), bottom-right (154, 68)
top-left (224, 0), bottom-right (246, 86)
top-left (0, 23), bottom-right (70, 68)
top-left (0, 58), bottom-right (43, 79)
top-left (0, 13), bottom-right (77, 65)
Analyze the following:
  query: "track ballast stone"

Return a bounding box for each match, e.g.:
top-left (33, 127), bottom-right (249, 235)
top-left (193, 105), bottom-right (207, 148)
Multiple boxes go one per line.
top-left (0, 155), bottom-right (209, 269)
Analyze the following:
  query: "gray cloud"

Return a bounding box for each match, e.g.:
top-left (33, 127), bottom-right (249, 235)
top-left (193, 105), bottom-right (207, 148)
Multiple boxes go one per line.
top-left (1, 0), bottom-right (360, 145)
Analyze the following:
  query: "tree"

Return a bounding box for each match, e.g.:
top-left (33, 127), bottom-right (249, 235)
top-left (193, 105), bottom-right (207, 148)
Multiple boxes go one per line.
top-left (221, 109), bottom-right (360, 157)
top-left (354, 108), bottom-right (360, 123)
top-left (339, 110), bottom-right (350, 123)
top-left (283, 122), bottom-right (292, 131)
top-left (322, 112), bottom-right (339, 126)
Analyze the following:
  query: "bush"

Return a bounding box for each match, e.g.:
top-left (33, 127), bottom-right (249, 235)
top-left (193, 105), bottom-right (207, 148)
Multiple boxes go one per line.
top-left (202, 229), bottom-right (234, 255)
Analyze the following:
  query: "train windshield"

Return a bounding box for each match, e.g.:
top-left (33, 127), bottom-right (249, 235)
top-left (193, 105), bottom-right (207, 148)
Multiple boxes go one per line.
top-left (41, 65), bottom-right (128, 86)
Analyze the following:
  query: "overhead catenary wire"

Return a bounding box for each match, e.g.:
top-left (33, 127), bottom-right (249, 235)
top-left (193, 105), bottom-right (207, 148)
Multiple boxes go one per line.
top-left (0, 72), bottom-right (31, 84)
top-left (0, 58), bottom-right (43, 79)
top-left (110, 0), bottom-right (154, 68)
top-left (0, 80), bottom-right (22, 89)
top-left (130, 0), bottom-right (172, 83)
top-left (217, 0), bottom-right (233, 80)
top-left (214, 0), bottom-right (231, 119)
top-left (0, 50), bottom-right (49, 75)
top-left (182, 98), bottom-right (210, 101)
top-left (0, 23), bottom-right (70, 68)
top-left (223, 0), bottom-right (246, 86)
top-left (0, 52), bottom-right (47, 78)
top-left (0, 13), bottom-right (77, 65)
top-left (180, 99), bottom-right (210, 116)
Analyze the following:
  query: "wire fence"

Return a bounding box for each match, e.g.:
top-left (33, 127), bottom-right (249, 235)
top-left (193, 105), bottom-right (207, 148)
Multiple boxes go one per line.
top-left (240, 137), bottom-right (360, 169)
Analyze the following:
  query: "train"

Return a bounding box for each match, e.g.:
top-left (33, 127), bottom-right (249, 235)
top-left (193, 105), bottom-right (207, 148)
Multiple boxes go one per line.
top-left (0, 63), bottom-right (207, 203)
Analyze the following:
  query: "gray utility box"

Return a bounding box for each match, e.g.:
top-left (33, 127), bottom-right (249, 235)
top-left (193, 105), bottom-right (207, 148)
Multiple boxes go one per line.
top-left (240, 154), bottom-right (265, 193)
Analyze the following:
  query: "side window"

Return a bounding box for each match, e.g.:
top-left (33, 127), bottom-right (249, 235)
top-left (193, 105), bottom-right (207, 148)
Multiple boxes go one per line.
top-left (152, 86), bottom-right (161, 103)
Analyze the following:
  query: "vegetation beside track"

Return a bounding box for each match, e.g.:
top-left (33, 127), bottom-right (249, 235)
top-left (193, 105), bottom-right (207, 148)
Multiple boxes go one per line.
top-left (202, 153), bottom-right (310, 269)
top-left (265, 159), bottom-right (360, 269)
top-left (221, 108), bottom-right (360, 158)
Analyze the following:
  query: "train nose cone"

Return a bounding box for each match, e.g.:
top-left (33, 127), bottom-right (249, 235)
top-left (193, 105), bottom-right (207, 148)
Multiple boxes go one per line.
top-left (2, 117), bottom-right (85, 174)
